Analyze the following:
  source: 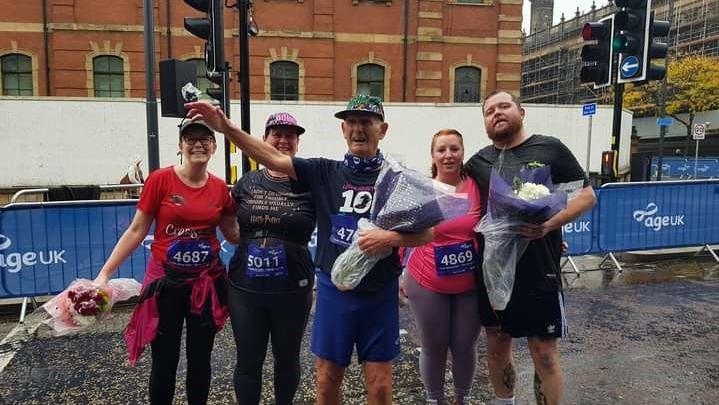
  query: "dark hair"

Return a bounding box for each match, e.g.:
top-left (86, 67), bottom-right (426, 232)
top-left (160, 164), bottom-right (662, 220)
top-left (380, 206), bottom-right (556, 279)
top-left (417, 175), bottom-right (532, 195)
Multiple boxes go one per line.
top-left (430, 129), bottom-right (464, 178)
top-left (482, 90), bottom-right (522, 113)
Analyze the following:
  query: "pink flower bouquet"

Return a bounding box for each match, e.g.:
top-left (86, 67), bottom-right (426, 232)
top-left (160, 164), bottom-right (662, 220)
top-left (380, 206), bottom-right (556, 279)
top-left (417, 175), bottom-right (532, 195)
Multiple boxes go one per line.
top-left (42, 278), bottom-right (141, 336)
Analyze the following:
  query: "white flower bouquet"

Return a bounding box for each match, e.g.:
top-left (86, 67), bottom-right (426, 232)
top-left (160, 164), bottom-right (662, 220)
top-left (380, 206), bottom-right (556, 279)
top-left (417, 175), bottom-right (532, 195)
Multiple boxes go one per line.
top-left (475, 158), bottom-right (570, 310)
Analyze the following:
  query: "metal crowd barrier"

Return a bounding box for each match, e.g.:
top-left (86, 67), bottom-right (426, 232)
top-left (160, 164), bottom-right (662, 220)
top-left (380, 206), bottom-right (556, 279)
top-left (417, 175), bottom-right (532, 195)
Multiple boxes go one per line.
top-left (3, 181), bottom-right (719, 321)
top-left (561, 179), bottom-right (719, 271)
top-left (9, 184), bottom-right (144, 204)
top-left (650, 157), bottom-right (719, 180)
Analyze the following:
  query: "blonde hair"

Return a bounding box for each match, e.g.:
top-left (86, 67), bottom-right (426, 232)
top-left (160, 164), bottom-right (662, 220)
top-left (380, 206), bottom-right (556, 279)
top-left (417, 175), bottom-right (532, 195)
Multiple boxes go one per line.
top-left (430, 129), bottom-right (464, 178)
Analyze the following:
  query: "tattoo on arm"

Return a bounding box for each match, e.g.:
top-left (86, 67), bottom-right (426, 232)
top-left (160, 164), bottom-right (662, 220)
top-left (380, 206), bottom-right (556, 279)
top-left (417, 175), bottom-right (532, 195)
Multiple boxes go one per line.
top-left (503, 364), bottom-right (516, 392)
top-left (534, 372), bottom-right (548, 405)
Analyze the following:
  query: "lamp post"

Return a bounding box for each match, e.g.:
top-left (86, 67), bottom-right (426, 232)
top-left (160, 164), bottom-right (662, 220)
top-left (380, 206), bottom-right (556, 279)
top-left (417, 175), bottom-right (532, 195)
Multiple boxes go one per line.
top-left (237, 0), bottom-right (257, 174)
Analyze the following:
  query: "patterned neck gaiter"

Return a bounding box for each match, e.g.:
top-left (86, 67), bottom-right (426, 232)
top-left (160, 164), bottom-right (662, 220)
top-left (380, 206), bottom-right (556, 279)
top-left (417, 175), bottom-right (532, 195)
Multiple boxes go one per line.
top-left (343, 151), bottom-right (385, 173)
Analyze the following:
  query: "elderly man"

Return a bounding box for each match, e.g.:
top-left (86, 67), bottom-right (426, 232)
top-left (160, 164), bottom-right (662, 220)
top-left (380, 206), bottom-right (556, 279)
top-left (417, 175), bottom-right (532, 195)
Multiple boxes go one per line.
top-left (186, 95), bottom-right (433, 405)
top-left (464, 90), bottom-right (597, 405)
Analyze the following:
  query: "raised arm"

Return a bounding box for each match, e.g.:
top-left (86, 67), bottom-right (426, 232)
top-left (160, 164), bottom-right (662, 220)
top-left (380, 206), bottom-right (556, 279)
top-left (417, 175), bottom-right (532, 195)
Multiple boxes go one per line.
top-left (184, 101), bottom-right (297, 179)
top-left (94, 210), bottom-right (154, 285)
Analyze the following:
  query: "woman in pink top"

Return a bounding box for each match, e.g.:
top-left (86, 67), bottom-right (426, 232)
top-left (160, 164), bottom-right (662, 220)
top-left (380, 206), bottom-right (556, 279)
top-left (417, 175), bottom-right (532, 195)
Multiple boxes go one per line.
top-left (401, 129), bottom-right (482, 405)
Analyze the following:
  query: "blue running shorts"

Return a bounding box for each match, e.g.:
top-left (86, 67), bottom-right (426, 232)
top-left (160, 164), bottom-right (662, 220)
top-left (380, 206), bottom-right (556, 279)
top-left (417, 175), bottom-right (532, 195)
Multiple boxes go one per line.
top-left (311, 271), bottom-right (400, 367)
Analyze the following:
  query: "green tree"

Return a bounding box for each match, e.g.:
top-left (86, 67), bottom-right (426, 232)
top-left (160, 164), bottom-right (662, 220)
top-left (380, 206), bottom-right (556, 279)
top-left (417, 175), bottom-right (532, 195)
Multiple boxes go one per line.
top-left (623, 55), bottom-right (719, 138)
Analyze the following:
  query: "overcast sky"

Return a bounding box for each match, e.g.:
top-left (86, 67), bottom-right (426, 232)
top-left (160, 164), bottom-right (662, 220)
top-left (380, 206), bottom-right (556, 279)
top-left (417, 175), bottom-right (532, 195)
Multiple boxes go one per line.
top-left (522, 0), bottom-right (613, 33)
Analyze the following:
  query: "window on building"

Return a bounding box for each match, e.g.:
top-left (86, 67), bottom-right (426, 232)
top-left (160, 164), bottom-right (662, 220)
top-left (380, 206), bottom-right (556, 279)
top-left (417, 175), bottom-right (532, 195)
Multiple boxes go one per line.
top-left (454, 66), bottom-right (481, 103)
top-left (270, 61), bottom-right (299, 101)
top-left (93, 55), bottom-right (125, 97)
top-left (188, 58), bottom-right (218, 100)
top-left (1, 53), bottom-right (33, 96)
top-left (357, 63), bottom-right (385, 99)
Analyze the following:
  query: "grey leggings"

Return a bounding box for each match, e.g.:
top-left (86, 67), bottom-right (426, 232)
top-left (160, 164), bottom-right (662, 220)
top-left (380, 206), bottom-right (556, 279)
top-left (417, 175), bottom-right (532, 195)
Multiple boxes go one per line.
top-left (405, 273), bottom-right (481, 401)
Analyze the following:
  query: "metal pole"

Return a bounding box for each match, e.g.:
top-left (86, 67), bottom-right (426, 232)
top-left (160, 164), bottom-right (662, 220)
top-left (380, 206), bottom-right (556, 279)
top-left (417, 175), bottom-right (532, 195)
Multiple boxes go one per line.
top-left (610, 82), bottom-right (624, 181)
top-left (223, 63), bottom-right (232, 183)
top-left (239, 0), bottom-right (252, 174)
top-left (658, 0), bottom-right (676, 180)
top-left (144, 0), bottom-right (160, 172)
top-left (694, 140), bottom-right (699, 178)
top-left (585, 115), bottom-right (593, 177)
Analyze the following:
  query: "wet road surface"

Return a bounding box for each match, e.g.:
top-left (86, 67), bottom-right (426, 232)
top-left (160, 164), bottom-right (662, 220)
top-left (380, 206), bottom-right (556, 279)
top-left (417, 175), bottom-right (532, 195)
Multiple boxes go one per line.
top-left (0, 256), bottom-right (717, 404)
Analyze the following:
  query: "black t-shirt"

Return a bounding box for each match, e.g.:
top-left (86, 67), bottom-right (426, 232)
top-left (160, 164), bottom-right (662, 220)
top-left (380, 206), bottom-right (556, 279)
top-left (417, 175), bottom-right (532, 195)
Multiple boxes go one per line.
top-left (291, 157), bottom-right (402, 293)
top-left (464, 134), bottom-right (589, 292)
top-left (229, 169), bottom-right (316, 293)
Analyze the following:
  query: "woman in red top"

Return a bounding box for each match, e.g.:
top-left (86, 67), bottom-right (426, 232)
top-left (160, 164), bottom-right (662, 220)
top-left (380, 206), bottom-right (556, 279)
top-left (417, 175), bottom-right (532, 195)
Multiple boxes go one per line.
top-left (400, 129), bottom-right (482, 405)
top-left (95, 120), bottom-right (239, 405)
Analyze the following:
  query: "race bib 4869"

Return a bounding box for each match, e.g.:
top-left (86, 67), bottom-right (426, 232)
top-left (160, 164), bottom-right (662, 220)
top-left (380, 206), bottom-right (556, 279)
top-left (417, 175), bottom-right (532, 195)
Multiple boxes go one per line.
top-left (434, 241), bottom-right (476, 277)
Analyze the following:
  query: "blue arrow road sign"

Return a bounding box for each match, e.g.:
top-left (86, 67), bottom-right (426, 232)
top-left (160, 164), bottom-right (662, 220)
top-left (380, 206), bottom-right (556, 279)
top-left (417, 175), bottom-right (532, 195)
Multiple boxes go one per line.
top-left (620, 56), bottom-right (640, 78)
top-left (657, 117), bottom-right (673, 126)
top-left (582, 103), bottom-right (597, 116)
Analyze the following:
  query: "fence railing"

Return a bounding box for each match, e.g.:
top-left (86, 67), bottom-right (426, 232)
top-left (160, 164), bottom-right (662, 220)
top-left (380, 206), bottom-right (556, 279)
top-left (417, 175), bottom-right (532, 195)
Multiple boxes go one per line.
top-left (2, 180), bottom-right (718, 301)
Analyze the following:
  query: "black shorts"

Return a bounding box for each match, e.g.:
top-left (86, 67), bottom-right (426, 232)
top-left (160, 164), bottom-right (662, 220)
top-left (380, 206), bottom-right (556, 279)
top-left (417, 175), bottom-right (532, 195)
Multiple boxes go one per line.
top-left (478, 286), bottom-right (568, 339)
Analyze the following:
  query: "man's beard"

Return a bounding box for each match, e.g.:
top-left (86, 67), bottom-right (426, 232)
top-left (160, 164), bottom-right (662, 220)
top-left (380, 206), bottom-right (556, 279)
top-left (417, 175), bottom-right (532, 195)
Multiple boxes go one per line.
top-left (487, 119), bottom-right (523, 143)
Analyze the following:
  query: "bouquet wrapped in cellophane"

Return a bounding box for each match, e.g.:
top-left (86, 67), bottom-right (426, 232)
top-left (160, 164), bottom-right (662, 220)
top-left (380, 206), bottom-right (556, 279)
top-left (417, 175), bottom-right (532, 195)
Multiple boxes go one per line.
top-left (42, 278), bottom-right (141, 336)
top-left (331, 155), bottom-right (471, 291)
top-left (475, 151), bottom-right (583, 310)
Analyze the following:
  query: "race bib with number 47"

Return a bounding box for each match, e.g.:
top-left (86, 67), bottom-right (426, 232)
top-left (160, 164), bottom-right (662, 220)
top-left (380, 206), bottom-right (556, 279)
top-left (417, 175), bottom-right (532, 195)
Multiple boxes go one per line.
top-left (330, 214), bottom-right (358, 247)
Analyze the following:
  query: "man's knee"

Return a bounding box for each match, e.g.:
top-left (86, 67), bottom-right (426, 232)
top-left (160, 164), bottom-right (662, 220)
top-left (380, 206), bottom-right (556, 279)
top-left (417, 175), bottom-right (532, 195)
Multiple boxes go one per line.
top-left (363, 361), bottom-right (392, 399)
top-left (316, 358), bottom-right (345, 389)
top-left (528, 337), bottom-right (560, 374)
top-left (486, 328), bottom-right (513, 361)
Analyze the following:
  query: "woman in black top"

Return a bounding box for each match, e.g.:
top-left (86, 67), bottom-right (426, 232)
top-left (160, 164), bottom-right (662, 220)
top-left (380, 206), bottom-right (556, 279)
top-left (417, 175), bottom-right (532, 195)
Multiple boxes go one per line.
top-left (228, 112), bottom-right (315, 405)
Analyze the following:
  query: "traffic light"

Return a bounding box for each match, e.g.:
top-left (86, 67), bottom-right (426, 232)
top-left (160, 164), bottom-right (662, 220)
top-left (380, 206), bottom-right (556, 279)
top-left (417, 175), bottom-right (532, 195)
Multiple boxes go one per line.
top-left (184, 0), bottom-right (226, 104)
top-left (580, 14), bottom-right (615, 88)
top-left (614, 0), bottom-right (651, 84)
top-left (601, 150), bottom-right (618, 178)
top-left (646, 12), bottom-right (670, 81)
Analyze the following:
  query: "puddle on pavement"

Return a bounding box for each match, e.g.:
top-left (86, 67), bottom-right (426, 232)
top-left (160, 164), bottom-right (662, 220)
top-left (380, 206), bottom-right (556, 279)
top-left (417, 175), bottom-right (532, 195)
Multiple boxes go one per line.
top-left (562, 257), bottom-right (719, 290)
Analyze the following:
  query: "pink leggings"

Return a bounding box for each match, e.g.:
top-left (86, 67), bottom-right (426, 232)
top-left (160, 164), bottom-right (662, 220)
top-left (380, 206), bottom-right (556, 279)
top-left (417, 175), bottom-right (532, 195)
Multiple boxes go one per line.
top-left (405, 273), bottom-right (481, 401)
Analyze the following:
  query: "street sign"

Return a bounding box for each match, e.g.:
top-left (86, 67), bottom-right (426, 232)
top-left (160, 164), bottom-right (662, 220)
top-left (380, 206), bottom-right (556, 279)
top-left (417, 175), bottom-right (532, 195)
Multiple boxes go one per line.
top-left (693, 123), bottom-right (706, 140)
top-left (620, 56), bottom-right (640, 79)
top-left (657, 117), bottom-right (673, 126)
top-left (583, 103), bottom-right (597, 116)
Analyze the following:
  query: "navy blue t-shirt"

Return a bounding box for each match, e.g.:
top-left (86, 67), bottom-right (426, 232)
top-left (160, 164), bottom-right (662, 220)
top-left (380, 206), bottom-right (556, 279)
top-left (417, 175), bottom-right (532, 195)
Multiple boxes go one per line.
top-left (291, 157), bottom-right (402, 293)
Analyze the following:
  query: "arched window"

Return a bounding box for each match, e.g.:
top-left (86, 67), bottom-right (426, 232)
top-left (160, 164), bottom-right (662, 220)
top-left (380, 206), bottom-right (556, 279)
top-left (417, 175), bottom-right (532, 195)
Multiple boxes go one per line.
top-left (270, 61), bottom-right (299, 101)
top-left (93, 55), bottom-right (125, 97)
top-left (357, 63), bottom-right (385, 100)
top-left (188, 58), bottom-right (218, 100)
top-left (1, 53), bottom-right (33, 96)
top-left (454, 66), bottom-right (481, 103)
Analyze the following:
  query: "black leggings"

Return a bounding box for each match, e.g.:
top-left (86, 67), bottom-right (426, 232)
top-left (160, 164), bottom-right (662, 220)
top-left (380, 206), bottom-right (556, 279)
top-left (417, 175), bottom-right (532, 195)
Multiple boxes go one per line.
top-left (228, 286), bottom-right (312, 405)
top-left (149, 284), bottom-right (217, 405)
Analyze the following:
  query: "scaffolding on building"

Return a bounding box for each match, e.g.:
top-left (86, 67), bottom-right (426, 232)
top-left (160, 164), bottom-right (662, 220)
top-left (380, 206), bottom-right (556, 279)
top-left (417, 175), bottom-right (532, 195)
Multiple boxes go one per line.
top-left (521, 0), bottom-right (719, 104)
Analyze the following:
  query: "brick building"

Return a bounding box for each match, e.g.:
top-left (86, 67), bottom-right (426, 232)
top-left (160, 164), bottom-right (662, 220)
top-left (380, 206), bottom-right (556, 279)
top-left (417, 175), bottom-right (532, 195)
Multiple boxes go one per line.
top-left (0, 0), bottom-right (522, 103)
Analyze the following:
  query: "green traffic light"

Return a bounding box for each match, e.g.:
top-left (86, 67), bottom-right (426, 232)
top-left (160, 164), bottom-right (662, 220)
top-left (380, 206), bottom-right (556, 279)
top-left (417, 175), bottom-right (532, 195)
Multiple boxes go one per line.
top-left (613, 36), bottom-right (625, 51)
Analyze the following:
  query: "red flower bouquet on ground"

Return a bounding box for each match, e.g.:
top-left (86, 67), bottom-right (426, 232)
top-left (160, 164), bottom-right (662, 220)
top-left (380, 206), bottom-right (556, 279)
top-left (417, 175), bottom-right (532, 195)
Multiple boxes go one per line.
top-left (43, 278), bottom-right (141, 336)
top-left (66, 283), bottom-right (110, 326)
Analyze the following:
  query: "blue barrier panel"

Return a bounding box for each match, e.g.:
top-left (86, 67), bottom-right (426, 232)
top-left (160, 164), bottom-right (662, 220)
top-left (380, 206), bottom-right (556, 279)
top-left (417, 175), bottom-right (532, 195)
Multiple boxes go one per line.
top-left (683, 159), bottom-right (719, 179)
top-left (0, 201), bottom-right (151, 298)
top-left (597, 180), bottom-right (719, 252)
top-left (651, 157), bottom-right (687, 179)
top-left (562, 207), bottom-right (598, 256)
top-left (0, 201), bottom-right (318, 299)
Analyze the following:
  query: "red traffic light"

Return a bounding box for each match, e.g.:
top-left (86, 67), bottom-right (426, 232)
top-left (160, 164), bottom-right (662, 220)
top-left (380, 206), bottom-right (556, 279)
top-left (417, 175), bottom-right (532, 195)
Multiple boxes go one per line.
top-left (583, 22), bottom-right (610, 41)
